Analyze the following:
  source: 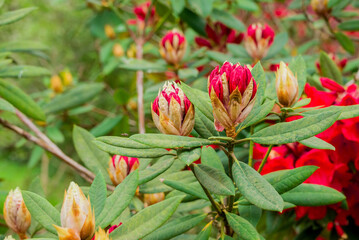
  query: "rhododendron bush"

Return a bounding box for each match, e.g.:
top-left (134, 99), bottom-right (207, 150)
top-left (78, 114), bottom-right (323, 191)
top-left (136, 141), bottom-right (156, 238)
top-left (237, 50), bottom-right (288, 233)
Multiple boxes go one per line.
top-left (1, 0), bottom-right (359, 240)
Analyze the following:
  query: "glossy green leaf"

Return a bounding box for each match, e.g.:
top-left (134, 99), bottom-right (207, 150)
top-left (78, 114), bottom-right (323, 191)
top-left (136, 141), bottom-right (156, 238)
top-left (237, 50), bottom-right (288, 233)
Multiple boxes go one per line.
top-left (232, 161), bottom-right (284, 211)
top-left (211, 8), bottom-right (245, 31)
top-left (22, 191), bottom-right (60, 235)
top-left (282, 184), bottom-right (346, 206)
top-left (0, 98), bottom-right (15, 112)
top-left (178, 148), bottom-right (201, 165)
top-left (89, 171), bottom-right (107, 217)
top-left (0, 65), bottom-right (50, 78)
top-left (264, 166), bottom-right (319, 194)
top-left (110, 196), bottom-right (183, 240)
top-left (130, 134), bottom-right (216, 148)
top-left (96, 170), bottom-right (139, 228)
top-left (251, 110), bottom-right (341, 145)
top-left (319, 51), bottom-right (342, 84)
top-left (139, 156), bottom-right (175, 184)
top-left (225, 212), bottom-right (260, 240)
top-left (90, 115), bottom-right (123, 137)
top-left (338, 19), bottom-right (359, 31)
top-left (143, 214), bottom-right (206, 240)
top-left (0, 7), bottom-right (36, 26)
top-left (293, 98), bottom-right (311, 108)
top-left (195, 223), bottom-right (212, 240)
top-left (201, 146), bottom-right (225, 172)
top-left (237, 205), bottom-right (262, 227)
top-left (302, 105), bottom-right (359, 120)
top-left (289, 55), bottom-right (306, 99)
top-left (335, 32), bottom-right (355, 54)
top-left (193, 164), bottom-right (235, 196)
top-left (251, 62), bottom-right (266, 107)
top-left (0, 79), bottom-right (45, 120)
top-left (299, 136), bottom-right (335, 150)
top-left (163, 179), bottom-right (208, 200)
top-left (194, 109), bottom-right (219, 138)
top-left (94, 140), bottom-right (174, 158)
top-left (96, 136), bottom-right (152, 149)
top-left (73, 126), bottom-right (110, 182)
top-left (265, 32), bottom-right (289, 59)
top-left (239, 100), bottom-right (275, 130)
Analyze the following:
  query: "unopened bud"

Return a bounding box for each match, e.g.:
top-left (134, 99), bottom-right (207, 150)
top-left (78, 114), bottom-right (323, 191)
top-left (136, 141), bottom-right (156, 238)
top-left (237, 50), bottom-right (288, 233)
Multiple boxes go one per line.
top-left (275, 62), bottom-right (298, 107)
top-left (54, 182), bottom-right (95, 240)
top-left (108, 155), bottom-right (139, 186)
top-left (151, 82), bottom-right (195, 136)
top-left (104, 24), bottom-right (116, 39)
top-left (159, 30), bottom-right (187, 66)
top-left (311, 0), bottom-right (329, 15)
top-left (113, 43), bottom-right (124, 58)
top-left (60, 70), bottom-right (73, 87)
top-left (4, 188), bottom-right (31, 238)
top-left (50, 75), bottom-right (63, 93)
top-left (208, 62), bottom-right (257, 137)
top-left (94, 228), bottom-right (110, 240)
top-left (126, 44), bottom-right (137, 58)
top-left (144, 192), bottom-right (165, 207)
top-left (244, 23), bottom-right (275, 62)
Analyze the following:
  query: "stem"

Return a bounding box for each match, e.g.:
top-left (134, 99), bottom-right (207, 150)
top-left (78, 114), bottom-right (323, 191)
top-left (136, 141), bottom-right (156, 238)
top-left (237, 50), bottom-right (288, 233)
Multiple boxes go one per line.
top-left (18, 232), bottom-right (27, 240)
top-left (248, 125), bottom-right (254, 167)
top-left (189, 164), bottom-right (223, 216)
top-left (227, 144), bottom-right (235, 213)
top-left (136, 38), bottom-right (145, 134)
top-left (257, 145), bottom-right (273, 173)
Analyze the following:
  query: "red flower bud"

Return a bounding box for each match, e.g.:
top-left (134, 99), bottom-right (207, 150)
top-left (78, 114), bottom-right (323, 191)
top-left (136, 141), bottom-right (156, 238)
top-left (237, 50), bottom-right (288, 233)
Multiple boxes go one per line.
top-left (244, 23), bottom-right (275, 61)
top-left (108, 155), bottom-right (139, 186)
top-left (320, 77), bottom-right (345, 93)
top-left (159, 30), bottom-right (187, 66)
top-left (151, 82), bottom-right (195, 136)
top-left (208, 62), bottom-right (257, 137)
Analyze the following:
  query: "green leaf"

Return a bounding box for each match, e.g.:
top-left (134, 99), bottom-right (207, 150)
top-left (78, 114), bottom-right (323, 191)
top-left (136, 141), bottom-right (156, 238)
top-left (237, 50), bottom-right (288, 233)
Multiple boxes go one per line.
top-left (94, 140), bottom-right (174, 158)
top-left (143, 214), bottom-right (206, 240)
top-left (319, 51), bottom-right (342, 84)
top-left (73, 126), bottom-right (110, 182)
top-left (201, 146), bottom-right (225, 172)
top-left (178, 68), bottom-right (199, 79)
top-left (110, 196), bottom-right (183, 240)
top-left (335, 32), bottom-right (355, 54)
top-left (96, 170), bottom-right (139, 228)
top-left (170, 0), bottom-right (186, 15)
top-left (193, 164), bottom-right (235, 196)
top-left (338, 19), bottom-right (359, 31)
top-left (237, 205), bottom-right (262, 227)
top-left (251, 62), bottom-right (266, 107)
top-left (236, 0), bottom-right (259, 12)
top-left (189, 0), bottom-right (214, 17)
top-left (44, 83), bottom-right (104, 114)
top-left (239, 100), bottom-right (275, 130)
top-left (0, 98), bottom-right (15, 112)
top-left (264, 32), bottom-right (289, 59)
top-left (232, 161), bottom-right (284, 211)
top-left (179, 82), bottom-right (213, 121)
top-left (28, 146), bottom-right (44, 168)
top-left (299, 136), bottom-right (335, 150)
top-left (89, 171), bottom-right (107, 217)
top-left (225, 212), bottom-right (260, 240)
top-left (22, 191), bottom-right (60, 235)
top-left (163, 179), bottom-right (208, 200)
top-left (130, 134), bottom-right (216, 148)
top-left (0, 65), bottom-right (50, 78)
top-left (264, 166), bottom-right (319, 194)
top-left (139, 156), bottom-right (175, 184)
top-left (0, 79), bottom-right (45, 121)
top-left (301, 105), bottom-right (359, 120)
top-left (0, 41), bottom-right (48, 53)
top-left (195, 223), bottom-right (212, 240)
top-left (194, 109), bottom-right (219, 138)
top-left (178, 148), bottom-right (201, 165)
top-left (96, 136), bottom-right (152, 149)
top-left (179, 8), bottom-right (206, 36)
top-left (113, 88), bottom-right (130, 105)
top-left (90, 115), bottom-right (123, 137)
top-left (293, 98), bottom-right (311, 108)
top-left (281, 184), bottom-right (346, 206)
top-left (211, 8), bottom-right (245, 31)
top-left (0, 7), bottom-right (36, 26)
top-left (250, 110), bottom-right (341, 145)
top-left (118, 59), bottom-right (167, 72)
top-left (289, 55), bottom-right (306, 99)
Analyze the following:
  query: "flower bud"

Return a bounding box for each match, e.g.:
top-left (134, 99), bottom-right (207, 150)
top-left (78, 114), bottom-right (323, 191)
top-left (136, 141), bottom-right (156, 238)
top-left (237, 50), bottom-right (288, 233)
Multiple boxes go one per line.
top-left (208, 62), bottom-right (257, 137)
top-left (151, 82), bottom-right (195, 136)
top-left (104, 24), bottom-right (116, 40)
top-left (60, 70), bottom-right (73, 87)
top-left (275, 61), bottom-right (298, 107)
top-left (50, 75), bottom-right (63, 93)
top-left (311, 0), bottom-right (329, 15)
top-left (144, 192), bottom-right (165, 207)
top-left (54, 182), bottom-right (95, 240)
top-left (159, 30), bottom-right (187, 66)
top-left (244, 23), bottom-right (275, 62)
top-left (94, 228), bottom-right (110, 240)
top-left (108, 155), bottom-right (139, 186)
top-left (112, 43), bottom-right (124, 58)
top-left (4, 236), bottom-right (16, 240)
top-left (4, 188), bottom-right (31, 238)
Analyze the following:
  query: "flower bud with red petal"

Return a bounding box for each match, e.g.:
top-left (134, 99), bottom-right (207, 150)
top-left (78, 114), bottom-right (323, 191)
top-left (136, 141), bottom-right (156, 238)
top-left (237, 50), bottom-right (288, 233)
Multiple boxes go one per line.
top-left (159, 30), bottom-right (187, 66)
top-left (244, 23), bottom-right (275, 62)
top-left (4, 188), bottom-right (31, 239)
top-left (208, 62), bottom-right (257, 137)
top-left (275, 61), bottom-right (298, 107)
top-left (108, 155), bottom-right (139, 186)
top-left (151, 82), bottom-right (195, 136)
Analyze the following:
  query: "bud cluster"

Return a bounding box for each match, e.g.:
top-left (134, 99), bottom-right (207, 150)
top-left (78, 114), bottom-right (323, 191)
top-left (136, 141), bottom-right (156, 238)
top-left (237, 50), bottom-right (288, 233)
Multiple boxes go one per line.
top-left (159, 30), bottom-right (187, 66)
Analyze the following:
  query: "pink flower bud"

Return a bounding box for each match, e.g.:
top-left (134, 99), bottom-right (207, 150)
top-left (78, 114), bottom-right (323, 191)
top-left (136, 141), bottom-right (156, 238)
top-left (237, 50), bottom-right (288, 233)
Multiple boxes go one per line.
top-left (275, 62), bottom-right (298, 107)
top-left (3, 188), bottom-right (31, 238)
top-left (151, 82), bottom-right (195, 136)
top-left (208, 62), bottom-right (257, 136)
top-left (159, 30), bottom-right (187, 66)
top-left (108, 155), bottom-right (139, 186)
top-left (244, 23), bottom-right (275, 62)
top-left (54, 182), bottom-right (95, 240)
